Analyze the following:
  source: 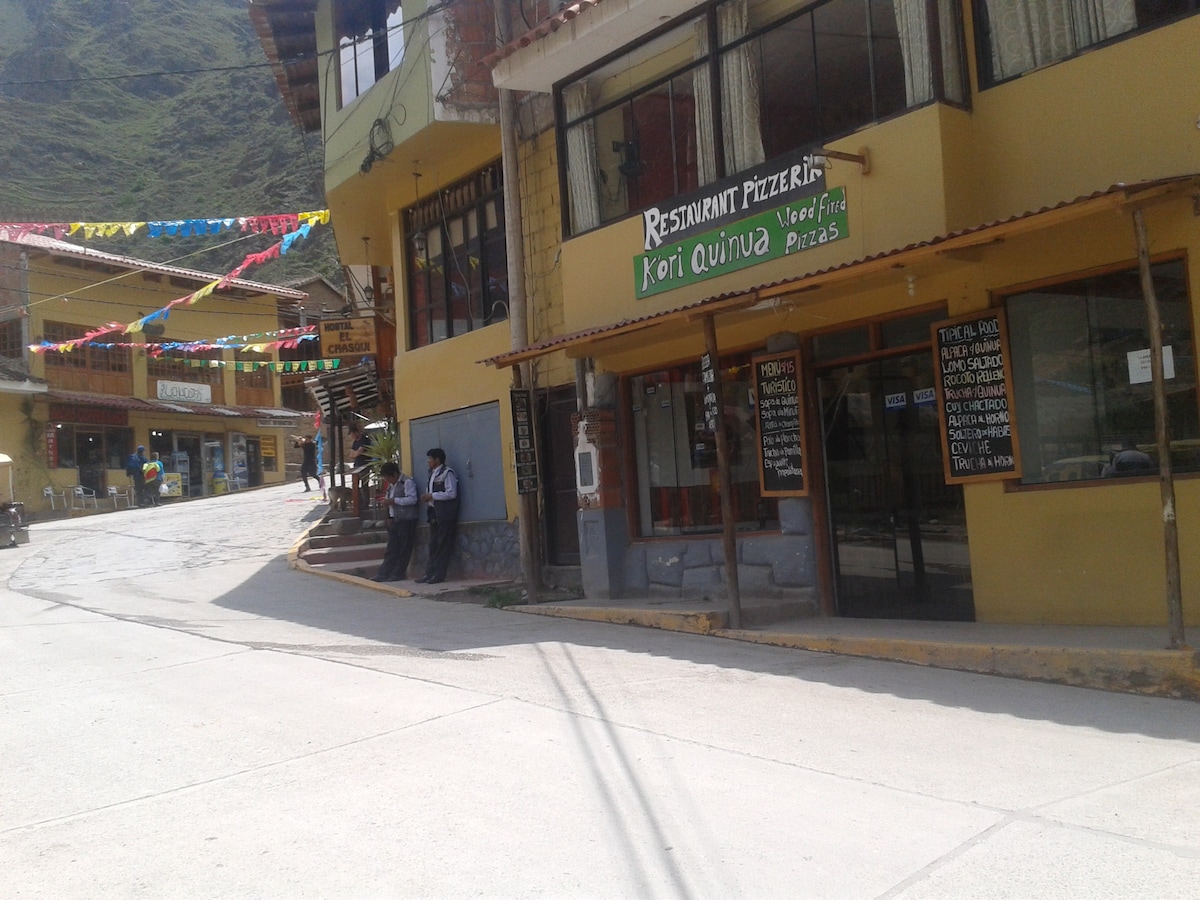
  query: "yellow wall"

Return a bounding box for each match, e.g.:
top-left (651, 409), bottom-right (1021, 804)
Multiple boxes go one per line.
top-left (964, 19), bottom-right (1200, 218)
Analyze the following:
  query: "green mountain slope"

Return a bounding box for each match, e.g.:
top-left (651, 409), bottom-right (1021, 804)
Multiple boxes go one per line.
top-left (0, 0), bottom-right (339, 287)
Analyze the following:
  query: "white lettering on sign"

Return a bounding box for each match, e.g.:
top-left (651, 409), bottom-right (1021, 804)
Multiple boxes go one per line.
top-left (885, 391), bottom-right (907, 410)
top-left (157, 381), bottom-right (211, 404)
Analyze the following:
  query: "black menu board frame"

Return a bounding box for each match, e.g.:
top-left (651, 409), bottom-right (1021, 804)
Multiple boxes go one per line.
top-left (931, 309), bottom-right (1023, 484)
top-left (752, 349), bottom-right (808, 497)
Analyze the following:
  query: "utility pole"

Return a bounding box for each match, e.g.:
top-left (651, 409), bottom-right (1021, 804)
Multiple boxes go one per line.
top-left (496, 0), bottom-right (540, 600)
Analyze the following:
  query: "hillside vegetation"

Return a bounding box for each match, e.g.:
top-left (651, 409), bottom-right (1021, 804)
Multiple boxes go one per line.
top-left (0, 0), bottom-right (339, 288)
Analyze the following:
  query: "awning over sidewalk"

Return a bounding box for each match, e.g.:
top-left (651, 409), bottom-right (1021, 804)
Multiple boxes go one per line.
top-left (482, 175), bottom-right (1200, 369)
top-left (44, 389), bottom-right (308, 421)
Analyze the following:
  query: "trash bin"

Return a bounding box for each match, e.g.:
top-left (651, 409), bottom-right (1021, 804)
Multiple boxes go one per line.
top-left (212, 474), bottom-right (228, 495)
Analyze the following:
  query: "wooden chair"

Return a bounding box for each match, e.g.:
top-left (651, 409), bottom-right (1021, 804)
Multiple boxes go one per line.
top-left (43, 485), bottom-right (67, 509)
top-left (107, 485), bottom-right (134, 509)
top-left (71, 485), bottom-right (99, 509)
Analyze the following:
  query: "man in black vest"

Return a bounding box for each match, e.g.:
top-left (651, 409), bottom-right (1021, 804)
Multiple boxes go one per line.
top-left (372, 462), bottom-right (419, 582)
top-left (416, 447), bottom-right (458, 584)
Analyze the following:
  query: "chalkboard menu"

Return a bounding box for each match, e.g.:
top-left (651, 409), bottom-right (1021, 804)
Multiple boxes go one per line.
top-left (510, 389), bottom-right (538, 494)
top-left (931, 310), bottom-right (1022, 484)
top-left (753, 350), bottom-right (808, 497)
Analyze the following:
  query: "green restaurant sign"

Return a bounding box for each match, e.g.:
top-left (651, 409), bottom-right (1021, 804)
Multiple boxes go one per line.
top-left (634, 187), bottom-right (849, 299)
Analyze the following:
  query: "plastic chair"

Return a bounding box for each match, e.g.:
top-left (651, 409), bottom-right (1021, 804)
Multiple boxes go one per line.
top-left (71, 485), bottom-right (99, 509)
top-left (43, 486), bottom-right (67, 510)
top-left (107, 485), bottom-right (134, 509)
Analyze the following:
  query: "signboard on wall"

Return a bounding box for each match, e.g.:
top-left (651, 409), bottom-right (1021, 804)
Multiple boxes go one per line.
top-left (752, 350), bottom-right (807, 497)
top-left (157, 381), bottom-right (211, 404)
top-left (511, 389), bottom-right (538, 495)
top-left (931, 309), bottom-right (1022, 483)
top-left (635, 188), bottom-right (849, 299)
top-left (318, 318), bottom-right (376, 358)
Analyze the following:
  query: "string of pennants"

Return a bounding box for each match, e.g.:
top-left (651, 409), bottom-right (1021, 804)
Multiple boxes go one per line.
top-left (30, 325), bottom-right (319, 357)
top-left (183, 358), bottom-right (342, 373)
top-left (0, 210), bottom-right (330, 243)
top-left (27, 221), bottom-right (326, 353)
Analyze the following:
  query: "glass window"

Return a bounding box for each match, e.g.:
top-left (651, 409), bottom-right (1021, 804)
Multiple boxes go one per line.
top-left (337, 1), bottom-right (405, 107)
top-left (974, 0), bottom-right (1195, 87)
top-left (631, 355), bottom-right (778, 537)
top-left (560, 0), bottom-right (965, 235)
top-left (881, 308), bottom-right (945, 347)
top-left (1006, 259), bottom-right (1199, 484)
top-left (405, 164), bottom-right (507, 348)
top-left (812, 325), bottom-right (872, 362)
top-left (0, 318), bottom-right (21, 359)
top-left (41, 321), bottom-right (130, 373)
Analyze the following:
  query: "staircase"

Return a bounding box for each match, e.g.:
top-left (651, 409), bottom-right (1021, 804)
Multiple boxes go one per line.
top-left (298, 511), bottom-right (388, 578)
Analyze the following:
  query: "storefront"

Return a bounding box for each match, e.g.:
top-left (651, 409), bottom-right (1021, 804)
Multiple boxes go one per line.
top-left (42, 392), bottom-right (303, 500)
top-left (490, 176), bottom-right (1200, 628)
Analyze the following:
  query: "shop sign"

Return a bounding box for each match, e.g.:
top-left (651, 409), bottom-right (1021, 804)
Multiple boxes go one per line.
top-left (318, 318), bottom-right (376, 358)
top-left (157, 381), bottom-right (211, 404)
top-left (511, 389), bottom-right (538, 494)
top-left (260, 435), bottom-right (277, 458)
top-left (752, 350), bottom-right (807, 497)
top-left (256, 418), bottom-right (296, 428)
top-left (634, 188), bottom-right (849, 299)
top-left (700, 353), bottom-right (719, 432)
top-left (45, 424), bottom-right (58, 468)
top-left (162, 472), bottom-right (183, 497)
top-left (641, 146), bottom-right (826, 251)
top-left (931, 310), bottom-right (1022, 483)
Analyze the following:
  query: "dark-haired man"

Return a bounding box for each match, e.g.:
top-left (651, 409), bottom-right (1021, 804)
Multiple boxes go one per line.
top-left (372, 462), bottom-right (419, 582)
top-left (416, 448), bottom-right (458, 584)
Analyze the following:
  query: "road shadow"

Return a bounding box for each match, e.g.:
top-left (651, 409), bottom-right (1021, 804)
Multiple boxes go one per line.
top-left (209, 555), bottom-right (1200, 743)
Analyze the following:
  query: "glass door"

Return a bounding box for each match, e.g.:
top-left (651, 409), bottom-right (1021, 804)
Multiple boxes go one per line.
top-left (819, 353), bottom-right (975, 620)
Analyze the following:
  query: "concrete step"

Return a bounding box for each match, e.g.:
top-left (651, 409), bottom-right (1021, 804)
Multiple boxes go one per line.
top-left (309, 518), bottom-right (364, 537)
top-left (306, 531), bottom-right (388, 551)
top-left (301, 544), bottom-right (385, 566)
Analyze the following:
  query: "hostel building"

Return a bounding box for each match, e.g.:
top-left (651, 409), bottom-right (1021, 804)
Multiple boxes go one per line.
top-left (483, 0), bottom-right (1200, 626)
top-left (0, 233), bottom-right (310, 512)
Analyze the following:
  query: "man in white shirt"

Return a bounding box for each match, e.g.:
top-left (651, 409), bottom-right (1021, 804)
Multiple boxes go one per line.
top-left (416, 448), bottom-right (458, 584)
top-left (372, 462), bottom-right (419, 582)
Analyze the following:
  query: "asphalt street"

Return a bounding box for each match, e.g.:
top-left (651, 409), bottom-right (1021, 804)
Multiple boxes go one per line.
top-left (2, 484), bottom-right (1198, 898)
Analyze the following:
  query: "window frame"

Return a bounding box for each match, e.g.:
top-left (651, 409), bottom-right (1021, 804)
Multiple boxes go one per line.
top-left (998, 254), bottom-right (1200, 489)
top-left (335, 0), bottom-right (405, 108)
top-left (404, 163), bottom-right (508, 349)
top-left (556, 0), bottom-right (969, 238)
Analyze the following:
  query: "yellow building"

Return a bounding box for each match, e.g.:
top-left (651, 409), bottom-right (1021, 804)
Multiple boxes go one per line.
top-left (253, 0), bottom-right (549, 579)
top-left (0, 234), bottom-right (311, 513)
top-left (480, 0), bottom-right (1200, 627)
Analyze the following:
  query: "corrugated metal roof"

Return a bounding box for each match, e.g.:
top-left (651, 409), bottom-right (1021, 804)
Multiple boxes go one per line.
top-left (5, 232), bottom-right (307, 300)
top-left (45, 389), bottom-right (307, 420)
top-left (482, 175), bottom-right (1200, 367)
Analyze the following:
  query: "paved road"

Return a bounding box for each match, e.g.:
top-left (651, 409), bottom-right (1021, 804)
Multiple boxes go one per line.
top-left (2, 485), bottom-right (1198, 898)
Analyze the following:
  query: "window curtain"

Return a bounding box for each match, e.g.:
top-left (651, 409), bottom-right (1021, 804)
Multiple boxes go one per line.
top-left (693, 21), bottom-right (718, 185)
top-left (895, 0), bottom-right (966, 106)
top-left (717, 0), bottom-right (765, 175)
top-left (984, 0), bottom-right (1134, 82)
top-left (562, 82), bottom-right (602, 233)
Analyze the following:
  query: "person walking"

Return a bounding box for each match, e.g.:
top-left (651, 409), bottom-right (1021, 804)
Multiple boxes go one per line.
top-left (416, 448), bottom-right (458, 584)
top-left (292, 433), bottom-right (318, 492)
top-left (372, 462), bottom-right (419, 582)
top-left (126, 445), bottom-right (148, 507)
top-left (142, 452), bottom-right (165, 507)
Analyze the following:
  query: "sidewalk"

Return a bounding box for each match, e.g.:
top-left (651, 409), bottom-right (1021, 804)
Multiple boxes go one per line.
top-left (289, 539), bottom-right (1199, 701)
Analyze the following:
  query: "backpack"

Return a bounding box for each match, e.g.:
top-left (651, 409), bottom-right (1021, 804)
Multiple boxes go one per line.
top-left (125, 454), bottom-right (141, 477)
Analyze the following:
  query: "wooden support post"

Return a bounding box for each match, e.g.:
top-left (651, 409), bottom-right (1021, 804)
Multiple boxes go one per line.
top-left (703, 314), bottom-right (742, 629)
top-left (1133, 208), bottom-right (1186, 649)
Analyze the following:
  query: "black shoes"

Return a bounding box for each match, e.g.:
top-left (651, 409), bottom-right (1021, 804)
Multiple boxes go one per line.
top-left (414, 576), bottom-right (429, 583)
top-left (425, 578), bottom-right (443, 584)
top-left (371, 575), bottom-right (389, 582)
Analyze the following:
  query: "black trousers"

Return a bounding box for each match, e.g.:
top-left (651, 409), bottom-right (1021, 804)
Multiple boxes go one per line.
top-left (377, 517), bottom-right (416, 580)
top-left (424, 515), bottom-right (458, 582)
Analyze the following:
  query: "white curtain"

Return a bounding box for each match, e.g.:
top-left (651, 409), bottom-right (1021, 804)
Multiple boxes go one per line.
top-left (895, 0), bottom-right (934, 106)
top-left (562, 82), bottom-right (601, 234)
top-left (895, 0), bottom-right (966, 105)
top-left (985, 0), bottom-right (1135, 82)
top-left (693, 20), bottom-right (718, 185)
top-left (718, 0), bottom-right (765, 175)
